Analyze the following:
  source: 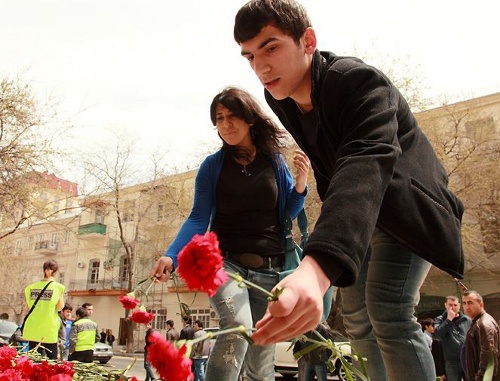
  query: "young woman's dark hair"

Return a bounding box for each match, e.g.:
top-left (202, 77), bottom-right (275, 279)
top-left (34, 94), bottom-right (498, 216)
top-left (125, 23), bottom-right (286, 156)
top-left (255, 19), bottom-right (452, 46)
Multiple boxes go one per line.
top-left (210, 86), bottom-right (286, 162)
top-left (234, 0), bottom-right (311, 44)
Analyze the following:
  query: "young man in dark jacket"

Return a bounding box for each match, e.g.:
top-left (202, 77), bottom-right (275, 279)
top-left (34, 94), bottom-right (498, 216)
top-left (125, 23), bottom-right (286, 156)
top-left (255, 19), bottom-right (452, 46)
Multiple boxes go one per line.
top-left (434, 296), bottom-right (471, 381)
top-left (233, 1), bottom-right (464, 380)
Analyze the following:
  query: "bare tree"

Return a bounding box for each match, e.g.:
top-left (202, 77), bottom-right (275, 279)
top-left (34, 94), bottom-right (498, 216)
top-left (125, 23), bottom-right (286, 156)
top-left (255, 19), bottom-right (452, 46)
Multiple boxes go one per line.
top-left (81, 132), bottom-right (196, 352)
top-left (0, 75), bottom-right (72, 239)
top-left (419, 102), bottom-right (500, 276)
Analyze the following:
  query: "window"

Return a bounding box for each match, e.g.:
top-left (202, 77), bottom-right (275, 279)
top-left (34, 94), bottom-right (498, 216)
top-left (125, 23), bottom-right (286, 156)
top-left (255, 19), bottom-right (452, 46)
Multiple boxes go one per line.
top-left (96, 209), bottom-right (105, 224)
top-left (59, 272), bottom-right (65, 285)
top-left (479, 204), bottom-right (500, 254)
top-left (190, 308), bottom-right (212, 328)
top-left (27, 236), bottom-right (33, 249)
top-left (123, 200), bottom-right (135, 222)
top-left (120, 255), bottom-right (130, 283)
top-left (63, 229), bottom-right (71, 244)
top-left (88, 259), bottom-right (100, 285)
top-left (65, 198), bottom-right (73, 214)
top-left (148, 309), bottom-right (168, 330)
top-left (465, 117), bottom-right (495, 142)
top-left (51, 232), bottom-right (58, 244)
top-left (157, 203), bottom-right (166, 222)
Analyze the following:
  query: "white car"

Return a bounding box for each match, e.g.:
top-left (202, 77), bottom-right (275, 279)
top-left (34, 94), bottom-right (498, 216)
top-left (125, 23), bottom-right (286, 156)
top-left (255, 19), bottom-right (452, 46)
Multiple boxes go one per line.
top-left (206, 326), bottom-right (356, 380)
top-left (274, 338), bottom-right (356, 381)
top-left (93, 342), bottom-right (113, 364)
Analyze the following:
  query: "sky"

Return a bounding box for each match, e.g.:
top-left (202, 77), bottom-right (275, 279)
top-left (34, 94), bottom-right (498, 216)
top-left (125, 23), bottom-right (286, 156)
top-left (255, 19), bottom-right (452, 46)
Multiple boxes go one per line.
top-left (1, 0), bottom-right (499, 181)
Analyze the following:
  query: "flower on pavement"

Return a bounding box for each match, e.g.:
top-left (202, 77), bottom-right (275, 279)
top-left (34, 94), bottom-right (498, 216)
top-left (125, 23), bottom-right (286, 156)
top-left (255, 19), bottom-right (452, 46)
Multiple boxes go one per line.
top-left (147, 331), bottom-right (193, 381)
top-left (177, 231), bottom-right (228, 297)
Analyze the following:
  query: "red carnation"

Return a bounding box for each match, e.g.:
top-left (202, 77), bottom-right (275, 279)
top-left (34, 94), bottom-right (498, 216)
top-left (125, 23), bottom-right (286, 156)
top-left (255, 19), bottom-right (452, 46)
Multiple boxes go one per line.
top-left (147, 331), bottom-right (193, 381)
top-left (119, 295), bottom-right (141, 309)
top-left (177, 232), bottom-right (228, 297)
top-left (130, 309), bottom-right (155, 324)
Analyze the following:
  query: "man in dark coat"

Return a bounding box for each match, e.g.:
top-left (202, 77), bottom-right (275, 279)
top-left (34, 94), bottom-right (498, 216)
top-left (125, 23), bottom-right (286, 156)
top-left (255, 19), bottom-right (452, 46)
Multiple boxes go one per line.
top-left (233, 1), bottom-right (464, 380)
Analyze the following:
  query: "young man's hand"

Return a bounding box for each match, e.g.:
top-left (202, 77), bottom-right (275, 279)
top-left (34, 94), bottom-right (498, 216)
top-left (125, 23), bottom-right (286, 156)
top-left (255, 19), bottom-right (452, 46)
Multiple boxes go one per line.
top-left (251, 256), bottom-right (330, 344)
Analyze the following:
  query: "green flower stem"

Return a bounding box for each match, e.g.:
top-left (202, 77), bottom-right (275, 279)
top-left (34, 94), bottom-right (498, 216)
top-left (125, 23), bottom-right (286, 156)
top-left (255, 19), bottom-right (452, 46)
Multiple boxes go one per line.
top-left (226, 271), bottom-right (282, 301)
top-left (190, 325), bottom-right (251, 346)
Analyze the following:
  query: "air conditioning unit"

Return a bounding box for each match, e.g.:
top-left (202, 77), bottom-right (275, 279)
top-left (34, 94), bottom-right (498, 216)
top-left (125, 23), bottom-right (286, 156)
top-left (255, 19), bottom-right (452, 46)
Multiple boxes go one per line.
top-left (210, 311), bottom-right (217, 319)
top-left (77, 261), bottom-right (85, 268)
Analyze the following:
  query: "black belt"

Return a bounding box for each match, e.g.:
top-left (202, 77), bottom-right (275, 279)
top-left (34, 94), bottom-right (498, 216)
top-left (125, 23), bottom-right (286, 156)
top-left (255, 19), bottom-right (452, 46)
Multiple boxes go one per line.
top-left (224, 252), bottom-right (283, 270)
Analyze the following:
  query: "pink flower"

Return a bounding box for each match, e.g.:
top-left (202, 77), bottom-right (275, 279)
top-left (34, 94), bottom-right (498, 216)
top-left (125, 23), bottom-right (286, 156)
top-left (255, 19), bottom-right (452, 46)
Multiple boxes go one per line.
top-left (147, 331), bottom-right (193, 381)
top-left (130, 309), bottom-right (155, 324)
top-left (119, 295), bottom-right (141, 309)
top-left (177, 232), bottom-right (228, 297)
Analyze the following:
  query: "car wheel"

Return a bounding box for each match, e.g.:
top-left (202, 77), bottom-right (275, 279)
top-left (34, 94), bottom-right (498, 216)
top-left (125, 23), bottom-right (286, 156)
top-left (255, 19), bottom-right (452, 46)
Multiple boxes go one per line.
top-left (279, 374), bottom-right (296, 380)
top-left (99, 360), bottom-right (110, 364)
top-left (336, 358), bottom-right (356, 381)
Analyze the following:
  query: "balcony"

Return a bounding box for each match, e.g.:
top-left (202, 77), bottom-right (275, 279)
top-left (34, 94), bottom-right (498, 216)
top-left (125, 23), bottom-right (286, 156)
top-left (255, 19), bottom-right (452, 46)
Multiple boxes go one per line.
top-left (68, 278), bottom-right (128, 296)
top-left (78, 223), bottom-right (107, 241)
top-left (34, 240), bottom-right (58, 255)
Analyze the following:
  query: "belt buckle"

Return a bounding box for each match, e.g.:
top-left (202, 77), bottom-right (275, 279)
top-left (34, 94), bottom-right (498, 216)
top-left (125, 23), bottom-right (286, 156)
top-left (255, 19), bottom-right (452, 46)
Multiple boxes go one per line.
top-left (239, 253), bottom-right (264, 269)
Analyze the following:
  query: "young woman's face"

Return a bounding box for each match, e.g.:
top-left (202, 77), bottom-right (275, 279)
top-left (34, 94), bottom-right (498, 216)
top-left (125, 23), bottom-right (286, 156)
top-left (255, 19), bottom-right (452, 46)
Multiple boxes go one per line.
top-left (214, 104), bottom-right (253, 148)
top-left (239, 25), bottom-right (315, 104)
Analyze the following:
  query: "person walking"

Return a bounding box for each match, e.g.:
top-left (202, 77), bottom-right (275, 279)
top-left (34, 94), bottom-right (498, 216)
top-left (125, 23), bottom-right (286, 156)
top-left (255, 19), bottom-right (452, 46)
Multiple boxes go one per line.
top-left (151, 86), bottom-right (309, 381)
top-left (106, 329), bottom-right (115, 347)
top-left (179, 315), bottom-right (195, 340)
top-left (166, 319), bottom-right (179, 342)
top-left (233, 1), bottom-right (464, 380)
top-left (434, 296), bottom-right (471, 381)
top-left (192, 320), bottom-right (210, 381)
top-left (99, 328), bottom-right (107, 343)
top-left (23, 259), bottom-right (65, 360)
top-left (58, 303), bottom-right (73, 361)
top-left (420, 318), bottom-right (446, 380)
top-left (293, 324), bottom-right (331, 381)
top-left (69, 307), bottom-right (99, 363)
top-left (462, 290), bottom-right (500, 381)
top-left (144, 323), bottom-right (156, 381)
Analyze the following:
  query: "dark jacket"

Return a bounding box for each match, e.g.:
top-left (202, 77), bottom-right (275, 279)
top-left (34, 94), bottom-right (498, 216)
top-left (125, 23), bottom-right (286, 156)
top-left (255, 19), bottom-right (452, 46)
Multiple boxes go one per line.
top-left (434, 311), bottom-right (471, 361)
top-left (463, 311), bottom-right (500, 381)
top-left (179, 324), bottom-right (195, 341)
top-left (265, 50), bottom-right (464, 286)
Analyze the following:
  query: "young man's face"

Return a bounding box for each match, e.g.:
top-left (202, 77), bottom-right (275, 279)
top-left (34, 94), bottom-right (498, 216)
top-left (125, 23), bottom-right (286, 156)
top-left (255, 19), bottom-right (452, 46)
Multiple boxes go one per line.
top-left (463, 295), bottom-right (483, 319)
top-left (85, 306), bottom-right (94, 316)
top-left (239, 25), bottom-right (315, 104)
top-left (62, 309), bottom-right (72, 320)
top-left (444, 298), bottom-right (460, 314)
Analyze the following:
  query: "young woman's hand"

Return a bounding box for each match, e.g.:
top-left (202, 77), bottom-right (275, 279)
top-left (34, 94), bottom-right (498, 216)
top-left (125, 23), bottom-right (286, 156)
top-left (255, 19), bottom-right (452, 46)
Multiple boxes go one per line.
top-left (151, 256), bottom-right (174, 282)
top-left (293, 149), bottom-right (310, 194)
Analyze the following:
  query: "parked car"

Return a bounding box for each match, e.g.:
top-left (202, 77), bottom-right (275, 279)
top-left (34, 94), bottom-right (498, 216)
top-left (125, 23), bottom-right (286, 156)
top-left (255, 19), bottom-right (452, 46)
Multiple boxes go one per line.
top-left (93, 341), bottom-right (113, 364)
top-left (274, 337), bottom-right (355, 381)
top-left (0, 319), bottom-right (19, 347)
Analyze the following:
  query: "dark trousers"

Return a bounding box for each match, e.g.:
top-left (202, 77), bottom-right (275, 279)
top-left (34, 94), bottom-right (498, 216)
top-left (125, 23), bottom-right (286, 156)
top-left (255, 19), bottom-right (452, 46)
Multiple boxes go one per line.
top-left (69, 349), bottom-right (94, 363)
top-left (29, 341), bottom-right (58, 360)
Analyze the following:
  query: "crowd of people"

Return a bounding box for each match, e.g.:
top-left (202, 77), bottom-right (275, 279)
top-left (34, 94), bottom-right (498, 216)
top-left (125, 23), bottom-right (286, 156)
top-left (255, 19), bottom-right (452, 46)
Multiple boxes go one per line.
top-left (420, 293), bottom-right (499, 381)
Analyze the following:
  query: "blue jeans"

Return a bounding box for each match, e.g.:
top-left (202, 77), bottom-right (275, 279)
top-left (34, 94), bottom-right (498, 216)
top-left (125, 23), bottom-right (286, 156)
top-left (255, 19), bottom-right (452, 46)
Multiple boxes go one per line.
top-left (341, 228), bottom-right (435, 381)
top-left (192, 358), bottom-right (207, 381)
top-left (144, 353), bottom-right (155, 381)
top-left (298, 356), bottom-right (328, 381)
top-left (205, 259), bottom-right (279, 381)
